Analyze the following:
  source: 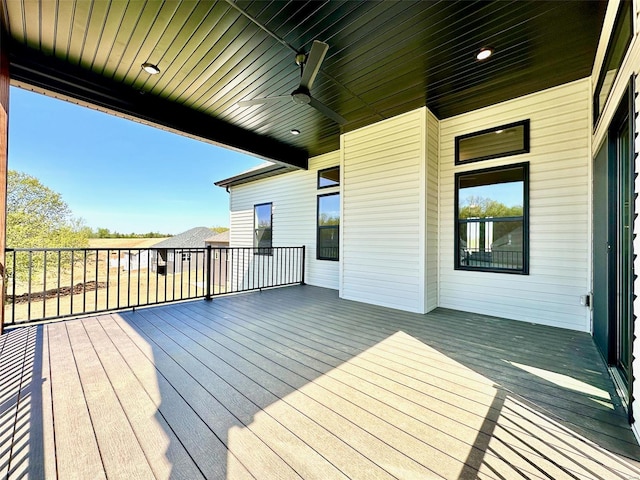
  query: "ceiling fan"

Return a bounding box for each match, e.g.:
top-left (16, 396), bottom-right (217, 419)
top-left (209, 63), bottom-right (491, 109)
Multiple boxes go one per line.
top-left (237, 40), bottom-right (347, 125)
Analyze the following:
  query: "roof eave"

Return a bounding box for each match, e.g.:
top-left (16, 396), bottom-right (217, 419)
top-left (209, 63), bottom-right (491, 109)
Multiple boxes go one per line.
top-left (215, 164), bottom-right (297, 188)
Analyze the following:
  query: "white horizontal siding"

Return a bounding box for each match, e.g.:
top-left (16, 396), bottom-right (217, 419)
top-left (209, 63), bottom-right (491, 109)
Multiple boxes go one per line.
top-left (341, 108), bottom-right (427, 313)
top-left (426, 110), bottom-right (439, 312)
top-left (439, 79), bottom-right (592, 331)
top-left (229, 151), bottom-right (341, 290)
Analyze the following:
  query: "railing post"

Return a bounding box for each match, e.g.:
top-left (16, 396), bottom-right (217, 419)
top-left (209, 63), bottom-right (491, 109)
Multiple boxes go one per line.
top-left (300, 245), bottom-right (306, 285)
top-left (205, 245), bottom-right (212, 301)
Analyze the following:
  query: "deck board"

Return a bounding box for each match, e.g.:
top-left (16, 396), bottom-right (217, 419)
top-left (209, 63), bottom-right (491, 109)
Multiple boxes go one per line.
top-left (111, 313), bottom-right (299, 479)
top-left (126, 310), bottom-right (336, 480)
top-left (46, 322), bottom-right (106, 479)
top-left (228, 290), bottom-right (635, 441)
top-left (65, 320), bottom-right (156, 479)
top-left (82, 318), bottom-right (204, 480)
top-left (3, 285), bottom-right (640, 479)
top-left (143, 307), bottom-right (393, 479)
top-left (179, 300), bottom-right (599, 479)
top-left (187, 295), bottom-right (632, 449)
top-left (0, 327), bottom-right (33, 479)
top-left (97, 314), bottom-right (242, 480)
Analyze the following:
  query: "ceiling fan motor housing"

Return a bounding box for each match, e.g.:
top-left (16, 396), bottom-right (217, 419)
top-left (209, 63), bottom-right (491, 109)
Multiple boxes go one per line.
top-left (292, 87), bottom-right (311, 104)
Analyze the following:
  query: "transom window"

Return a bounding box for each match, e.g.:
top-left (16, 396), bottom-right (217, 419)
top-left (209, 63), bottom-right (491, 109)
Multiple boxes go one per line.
top-left (317, 193), bottom-right (339, 260)
top-left (594, 0), bottom-right (633, 127)
top-left (254, 203), bottom-right (272, 254)
top-left (318, 166), bottom-right (340, 188)
top-left (455, 163), bottom-right (529, 274)
top-left (455, 120), bottom-right (529, 165)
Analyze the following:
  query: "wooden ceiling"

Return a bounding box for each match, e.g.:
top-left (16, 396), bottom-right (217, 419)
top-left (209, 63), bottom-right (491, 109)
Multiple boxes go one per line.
top-left (1, 0), bottom-right (607, 168)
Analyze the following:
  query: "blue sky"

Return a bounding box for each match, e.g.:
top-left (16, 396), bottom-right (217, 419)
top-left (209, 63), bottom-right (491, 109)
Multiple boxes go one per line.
top-left (459, 182), bottom-right (523, 209)
top-left (8, 87), bottom-right (265, 234)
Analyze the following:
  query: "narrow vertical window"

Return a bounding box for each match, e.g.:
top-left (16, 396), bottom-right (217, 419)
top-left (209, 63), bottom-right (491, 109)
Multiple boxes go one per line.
top-left (455, 163), bottom-right (529, 273)
top-left (317, 193), bottom-right (340, 260)
top-left (254, 203), bottom-right (272, 254)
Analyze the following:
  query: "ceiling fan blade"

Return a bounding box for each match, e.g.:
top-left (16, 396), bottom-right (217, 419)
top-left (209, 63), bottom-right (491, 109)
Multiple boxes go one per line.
top-left (308, 97), bottom-right (347, 125)
top-left (237, 96), bottom-right (289, 107)
top-left (299, 40), bottom-right (328, 90)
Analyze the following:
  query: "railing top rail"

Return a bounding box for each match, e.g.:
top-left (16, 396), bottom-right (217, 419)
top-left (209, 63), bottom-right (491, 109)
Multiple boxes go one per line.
top-left (6, 246), bottom-right (304, 252)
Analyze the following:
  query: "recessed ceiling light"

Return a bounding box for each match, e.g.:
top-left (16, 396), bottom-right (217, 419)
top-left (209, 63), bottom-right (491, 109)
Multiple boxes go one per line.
top-left (142, 62), bottom-right (160, 74)
top-left (290, 129), bottom-right (300, 135)
top-left (476, 47), bottom-right (493, 61)
top-left (495, 129), bottom-right (504, 134)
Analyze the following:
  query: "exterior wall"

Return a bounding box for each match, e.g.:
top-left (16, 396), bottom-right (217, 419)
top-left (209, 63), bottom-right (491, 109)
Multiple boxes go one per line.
top-left (206, 241), bottom-right (230, 288)
top-left (439, 79), bottom-right (592, 331)
top-left (341, 108), bottom-right (432, 313)
top-left (426, 110), bottom-right (439, 312)
top-left (229, 151), bottom-right (341, 290)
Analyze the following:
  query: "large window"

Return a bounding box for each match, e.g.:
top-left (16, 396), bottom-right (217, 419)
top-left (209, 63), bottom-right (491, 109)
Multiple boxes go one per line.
top-left (455, 163), bottom-right (529, 274)
top-left (254, 203), bottom-right (272, 254)
top-left (317, 193), bottom-right (340, 260)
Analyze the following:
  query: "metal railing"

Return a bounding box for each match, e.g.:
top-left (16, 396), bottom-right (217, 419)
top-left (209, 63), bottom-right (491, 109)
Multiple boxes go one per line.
top-left (5, 245), bottom-right (305, 325)
top-left (460, 248), bottom-right (523, 270)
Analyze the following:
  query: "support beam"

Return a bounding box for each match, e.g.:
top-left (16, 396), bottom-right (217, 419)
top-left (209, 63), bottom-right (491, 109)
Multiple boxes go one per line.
top-left (0, 26), bottom-right (9, 334)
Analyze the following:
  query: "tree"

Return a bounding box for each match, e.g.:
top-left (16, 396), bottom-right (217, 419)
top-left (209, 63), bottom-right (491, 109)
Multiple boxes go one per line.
top-left (458, 195), bottom-right (522, 219)
top-left (7, 170), bottom-right (89, 281)
top-left (211, 226), bottom-right (229, 234)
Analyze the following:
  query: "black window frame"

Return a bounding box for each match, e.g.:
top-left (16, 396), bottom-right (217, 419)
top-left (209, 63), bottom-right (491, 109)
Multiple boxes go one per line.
top-left (593, 0), bottom-right (633, 128)
top-left (455, 119), bottom-right (530, 165)
top-left (317, 192), bottom-right (340, 261)
top-left (253, 202), bottom-right (273, 255)
top-left (454, 162), bottom-right (529, 274)
top-left (317, 166), bottom-right (340, 189)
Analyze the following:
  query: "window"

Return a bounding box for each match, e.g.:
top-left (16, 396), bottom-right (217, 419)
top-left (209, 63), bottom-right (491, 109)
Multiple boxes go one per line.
top-left (318, 166), bottom-right (340, 188)
top-left (254, 203), bottom-right (272, 254)
top-left (455, 163), bottom-right (529, 274)
top-left (317, 193), bottom-right (340, 260)
top-left (455, 120), bottom-right (529, 165)
top-left (181, 252), bottom-right (191, 262)
top-left (594, 0), bottom-right (633, 127)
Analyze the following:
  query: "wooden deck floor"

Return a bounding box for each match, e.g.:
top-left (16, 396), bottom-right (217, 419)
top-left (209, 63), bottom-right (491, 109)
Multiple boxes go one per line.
top-left (1, 285), bottom-right (640, 479)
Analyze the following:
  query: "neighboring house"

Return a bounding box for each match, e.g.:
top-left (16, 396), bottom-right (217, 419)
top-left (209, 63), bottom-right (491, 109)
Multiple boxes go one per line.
top-left (150, 227), bottom-right (213, 275)
top-left (205, 231), bottom-right (230, 290)
top-left (108, 250), bottom-right (151, 271)
top-left (205, 230), bottom-right (230, 248)
top-left (216, 0), bottom-right (640, 439)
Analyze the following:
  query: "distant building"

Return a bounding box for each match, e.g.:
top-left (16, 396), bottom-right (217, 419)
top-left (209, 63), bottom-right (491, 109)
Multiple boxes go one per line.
top-left (150, 227), bottom-right (213, 275)
top-left (205, 231), bottom-right (230, 290)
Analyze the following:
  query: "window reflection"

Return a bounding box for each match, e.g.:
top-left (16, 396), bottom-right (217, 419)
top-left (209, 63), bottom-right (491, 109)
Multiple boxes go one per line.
top-left (456, 164), bottom-right (528, 272)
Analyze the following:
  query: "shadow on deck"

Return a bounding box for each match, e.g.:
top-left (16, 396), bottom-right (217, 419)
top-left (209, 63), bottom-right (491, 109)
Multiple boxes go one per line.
top-left (1, 285), bottom-right (639, 479)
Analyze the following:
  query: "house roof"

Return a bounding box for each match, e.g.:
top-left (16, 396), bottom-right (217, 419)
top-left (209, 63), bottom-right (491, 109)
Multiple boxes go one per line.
top-left (2, 1), bottom-right (607, 167)
top-left (205, 231), bottom-right (230, 244)
top-left (215, 162), bottom-right (297, 188)
top-left (151, 227), bottom-right (214, 249)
